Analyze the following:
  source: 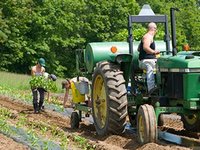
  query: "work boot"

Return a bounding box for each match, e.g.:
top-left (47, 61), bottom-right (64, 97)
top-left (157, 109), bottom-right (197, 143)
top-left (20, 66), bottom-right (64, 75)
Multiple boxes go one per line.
top-left (33, 103), bottom-right (40, 114)
top-left (34, 110), bottom-right (39, 114)
top-left (38, 101), bottom-right (44, 112)
top-left (39, 105), bottom-right (45, 112)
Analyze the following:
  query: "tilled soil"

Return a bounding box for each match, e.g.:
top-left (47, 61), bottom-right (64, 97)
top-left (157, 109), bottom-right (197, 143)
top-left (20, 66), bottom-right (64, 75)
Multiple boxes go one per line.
top-left (0, 95), bottom-right (192, 150)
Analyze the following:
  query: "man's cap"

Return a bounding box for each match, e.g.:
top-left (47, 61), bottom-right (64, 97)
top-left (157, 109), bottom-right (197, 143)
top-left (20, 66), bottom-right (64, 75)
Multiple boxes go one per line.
top-left (38, 58), bottom-right (45, 67)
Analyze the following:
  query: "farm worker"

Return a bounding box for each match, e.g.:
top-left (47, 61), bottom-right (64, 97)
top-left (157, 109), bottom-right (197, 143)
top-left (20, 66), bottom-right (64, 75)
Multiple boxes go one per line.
top-left (138, 22), bottom-right (160, 94)
top-left (61, 76), bottom-right (90, 108)
top-left (31, 58), bottom-right (46, 113)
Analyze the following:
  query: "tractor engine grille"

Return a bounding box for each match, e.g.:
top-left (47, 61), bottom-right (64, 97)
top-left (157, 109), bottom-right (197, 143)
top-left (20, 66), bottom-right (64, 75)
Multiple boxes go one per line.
top-left (161, 72), bottom-right (183, 99)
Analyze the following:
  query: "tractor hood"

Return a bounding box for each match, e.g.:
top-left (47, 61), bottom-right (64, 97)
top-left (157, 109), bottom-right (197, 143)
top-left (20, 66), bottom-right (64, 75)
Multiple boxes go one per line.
top-left (85, 41), bottom-right (167, 73)
top-left (157, 51), bottom-right (200, 71)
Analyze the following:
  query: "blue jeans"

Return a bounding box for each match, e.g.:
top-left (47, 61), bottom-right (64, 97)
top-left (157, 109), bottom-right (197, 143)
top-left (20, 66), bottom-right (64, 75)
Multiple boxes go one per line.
top-left (139, 59), bottom-right (157, 92)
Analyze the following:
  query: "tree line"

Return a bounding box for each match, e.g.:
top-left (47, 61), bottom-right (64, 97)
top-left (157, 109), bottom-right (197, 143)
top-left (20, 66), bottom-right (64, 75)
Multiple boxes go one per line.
top-left (0, 0), bottom-right (199, 77)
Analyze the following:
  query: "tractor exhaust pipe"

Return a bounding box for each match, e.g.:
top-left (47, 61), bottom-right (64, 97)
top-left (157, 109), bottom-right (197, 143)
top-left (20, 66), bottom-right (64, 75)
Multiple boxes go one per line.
top-left (170, 8), bottom-right (179, 56)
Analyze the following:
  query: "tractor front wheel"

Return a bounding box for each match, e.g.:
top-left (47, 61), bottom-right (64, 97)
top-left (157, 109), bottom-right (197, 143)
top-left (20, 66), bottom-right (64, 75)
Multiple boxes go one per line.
top-left (137, 104), bottom-right (157, 144)
top-left (92, 61), bottom-right (127, 136)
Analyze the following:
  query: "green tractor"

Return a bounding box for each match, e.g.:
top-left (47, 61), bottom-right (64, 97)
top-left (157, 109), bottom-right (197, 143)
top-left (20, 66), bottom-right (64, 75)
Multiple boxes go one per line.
top-left (75, 5), bottom-right (200, 143)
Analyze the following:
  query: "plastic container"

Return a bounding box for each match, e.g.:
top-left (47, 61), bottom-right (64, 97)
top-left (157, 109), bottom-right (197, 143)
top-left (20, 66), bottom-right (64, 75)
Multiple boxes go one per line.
top-left (74, 81), bottom-right (89, 94)
top-left (71, 82), bottom-right (85, 103)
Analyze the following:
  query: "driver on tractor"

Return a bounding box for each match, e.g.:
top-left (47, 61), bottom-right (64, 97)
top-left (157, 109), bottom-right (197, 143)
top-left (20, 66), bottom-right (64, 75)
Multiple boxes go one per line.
top-left (138, 22), bottom-right (160, 94)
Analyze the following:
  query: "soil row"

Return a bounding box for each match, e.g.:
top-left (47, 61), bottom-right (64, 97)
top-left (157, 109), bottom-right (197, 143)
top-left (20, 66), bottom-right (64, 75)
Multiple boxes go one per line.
top-left (0, 95), bottom-right (192, 150)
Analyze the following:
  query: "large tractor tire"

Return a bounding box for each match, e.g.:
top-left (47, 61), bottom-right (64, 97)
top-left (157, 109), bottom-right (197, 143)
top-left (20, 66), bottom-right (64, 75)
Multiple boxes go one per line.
top-left (181, 114), bottom-right (200, 132)
top-left (92, 61), bottom-right (127, 136)
top-left (137, 104), bottom-right (157, 144)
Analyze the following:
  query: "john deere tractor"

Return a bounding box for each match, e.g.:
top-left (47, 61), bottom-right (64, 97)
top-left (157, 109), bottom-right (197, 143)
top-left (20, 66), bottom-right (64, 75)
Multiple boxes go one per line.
top-left (75, 5), bottom-right (200, 143)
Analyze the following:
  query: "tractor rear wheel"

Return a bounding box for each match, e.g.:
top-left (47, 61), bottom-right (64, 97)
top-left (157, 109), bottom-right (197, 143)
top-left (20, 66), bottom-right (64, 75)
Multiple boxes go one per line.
top-left (137, 104), bottom-right (157, 144)
top-left (181, 114), bottom-right (200, 131)
top-left (92, 61), bottom-right (127, 136)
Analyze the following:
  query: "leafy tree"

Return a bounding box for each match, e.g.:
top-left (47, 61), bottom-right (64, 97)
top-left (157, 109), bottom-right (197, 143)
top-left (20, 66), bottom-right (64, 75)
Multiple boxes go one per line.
top-left (81, 0), bottom-right (140, 42)
top-left (0, 0), bottom-right (33, 72)
top-left (0, 0), bottom-right (200, 77)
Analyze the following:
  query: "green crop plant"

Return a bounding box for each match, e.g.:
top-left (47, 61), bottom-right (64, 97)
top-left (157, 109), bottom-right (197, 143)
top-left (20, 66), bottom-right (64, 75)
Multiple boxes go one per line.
top-left (0, 120), bottom-right (11, 135)
top-left (0, 85), bottom-right (32, 104)
top-left (29, 76), bottom-right (57, 92)
top-left (0, 86), bottom-right (12, 95)
top-left (41, 126), bottom-right (48, 135)
top-left (51, 125), bottom-right (60, 137)
top-left (48, 96), bottom-right (62, 105)
top-left (42, 141), bottom-right (49, 150)
top-left (27, 128), bottom-right (40, 147)
top-left (74, 135), bottom-right (94, 150)
top-left (60, 136), bottom-right (69, 149)
top-left (0, 107), bottom-right (12, 119)
top-left (16, 114), bottom-right (27, 128)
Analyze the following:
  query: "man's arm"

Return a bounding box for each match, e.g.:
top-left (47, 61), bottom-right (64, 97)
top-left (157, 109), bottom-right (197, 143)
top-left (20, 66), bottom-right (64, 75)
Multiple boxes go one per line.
top-left (31, 66), bottom-right (35, 76)
top-left (143, 35), bottom-right (159, 54)
top-left (41, 67), bottom-right (45, 75)
top-left (63, 88), bottom-right (69, 107)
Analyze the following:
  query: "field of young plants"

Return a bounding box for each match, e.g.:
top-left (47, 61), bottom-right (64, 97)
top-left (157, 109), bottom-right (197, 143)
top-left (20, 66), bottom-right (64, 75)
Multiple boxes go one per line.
top-left (0, 71), bottom-right (192, 150)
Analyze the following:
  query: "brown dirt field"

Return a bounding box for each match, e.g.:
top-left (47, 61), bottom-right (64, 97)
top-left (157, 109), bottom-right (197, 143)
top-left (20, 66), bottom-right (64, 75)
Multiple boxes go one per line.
top-left (0, 95), bottom-right (193, 150)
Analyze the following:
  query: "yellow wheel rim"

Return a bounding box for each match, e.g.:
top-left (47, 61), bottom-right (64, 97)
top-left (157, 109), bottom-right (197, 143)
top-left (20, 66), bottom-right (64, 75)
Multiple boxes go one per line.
top-left (184, 114), bottom-right (197, 125)
top-left (138, 115), bottom-right (145, 142)
top-left (93, 74), bottom-right (107, 129)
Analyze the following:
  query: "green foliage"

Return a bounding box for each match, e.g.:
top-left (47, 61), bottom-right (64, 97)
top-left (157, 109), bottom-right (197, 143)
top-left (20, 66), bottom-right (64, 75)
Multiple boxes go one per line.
top-left (0, 0), bottom-right (200, 76)
top-left (0, 107), bottom-right (12, 119)
top-left (16, 114), bottom-right (28, 128)
top-left (29, 76), bottom-right (57, 92)
top-left (74, 135), bottom-right (94, 149)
